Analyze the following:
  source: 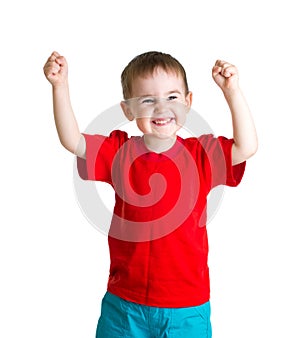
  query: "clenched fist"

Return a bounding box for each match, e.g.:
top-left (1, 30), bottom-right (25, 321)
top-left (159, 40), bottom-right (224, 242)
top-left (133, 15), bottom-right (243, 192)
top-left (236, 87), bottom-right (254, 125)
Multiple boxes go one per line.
top-left (43, 51), bottom-right (68, 86)
top-left (212, 60), bottom-right (239, 92)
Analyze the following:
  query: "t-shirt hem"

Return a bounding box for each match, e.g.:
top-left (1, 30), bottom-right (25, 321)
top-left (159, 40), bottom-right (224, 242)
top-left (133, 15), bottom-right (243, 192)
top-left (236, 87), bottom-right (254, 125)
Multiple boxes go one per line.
top-left (107, 286), bottom-right (210, 308)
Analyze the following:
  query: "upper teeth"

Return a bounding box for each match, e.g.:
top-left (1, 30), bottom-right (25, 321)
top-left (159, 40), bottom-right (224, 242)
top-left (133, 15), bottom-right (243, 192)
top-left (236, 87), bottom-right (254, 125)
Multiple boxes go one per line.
top-left (154, 118), bottom-right (171, 125)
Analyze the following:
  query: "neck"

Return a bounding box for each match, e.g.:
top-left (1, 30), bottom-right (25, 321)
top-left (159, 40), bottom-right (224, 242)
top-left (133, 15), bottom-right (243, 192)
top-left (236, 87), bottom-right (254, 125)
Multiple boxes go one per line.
top-left (143, 134), bottom-right (177, 153)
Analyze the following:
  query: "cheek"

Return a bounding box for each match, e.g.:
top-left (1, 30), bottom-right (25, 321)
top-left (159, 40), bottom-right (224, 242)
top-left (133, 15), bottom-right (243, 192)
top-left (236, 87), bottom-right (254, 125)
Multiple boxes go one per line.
top-left (136, 118), bottom-right (150, 130)
top-left (176, 114), bottom-right (187, 127)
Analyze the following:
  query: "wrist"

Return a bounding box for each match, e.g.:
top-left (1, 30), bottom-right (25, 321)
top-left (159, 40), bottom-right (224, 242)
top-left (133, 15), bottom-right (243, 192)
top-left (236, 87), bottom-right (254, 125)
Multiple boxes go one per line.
top-left (222, 86), bottom-right (242, 99)
top-left (52, 80), bottom-right (69, 90)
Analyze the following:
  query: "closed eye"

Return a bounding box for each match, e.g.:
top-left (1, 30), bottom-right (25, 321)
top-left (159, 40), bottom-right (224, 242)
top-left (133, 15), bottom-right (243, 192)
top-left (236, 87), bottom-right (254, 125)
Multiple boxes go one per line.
top-left (167, 95), bottom-right (178, 101)
top-left (141, 97), bottom-right (155, 104)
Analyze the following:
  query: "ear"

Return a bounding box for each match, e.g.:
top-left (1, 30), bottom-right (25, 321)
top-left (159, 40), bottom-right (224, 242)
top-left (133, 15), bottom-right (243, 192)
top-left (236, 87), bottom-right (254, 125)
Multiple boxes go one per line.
top-left (185, 91), bottom-right (193, 108)
top-left (120, 101), bottom-right (135, 121)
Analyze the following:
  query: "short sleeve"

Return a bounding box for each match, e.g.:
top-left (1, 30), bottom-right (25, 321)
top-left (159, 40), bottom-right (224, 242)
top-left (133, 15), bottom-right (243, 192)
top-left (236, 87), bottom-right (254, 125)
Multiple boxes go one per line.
top-left (198, 134), bottom-right (246, 188)
top-left (77, 130), bottom-right (129, 184)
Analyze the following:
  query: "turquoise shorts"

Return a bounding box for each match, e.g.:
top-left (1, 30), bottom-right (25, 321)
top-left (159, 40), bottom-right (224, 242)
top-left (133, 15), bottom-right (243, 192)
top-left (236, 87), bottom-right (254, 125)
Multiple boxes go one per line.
top-left (96, 292), bottom-right (212, 338)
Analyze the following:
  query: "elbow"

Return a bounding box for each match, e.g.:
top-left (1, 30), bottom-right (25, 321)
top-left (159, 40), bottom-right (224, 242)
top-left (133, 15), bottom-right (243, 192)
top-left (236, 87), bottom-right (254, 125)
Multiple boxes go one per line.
top-left (242, 142), bottom-right (258, 160)
top-left (232, 141), bottom-right (258, 165)
top-left (250, 137), bottom-right (259, 158)
top-left (58, 133), bottom-right (84, 156)
top-left (59, 139), bottom-right (76, 154)
top-left (246, 149), bottom-right (257, 161)
top-left (246, 140), bottom-right (258, 159)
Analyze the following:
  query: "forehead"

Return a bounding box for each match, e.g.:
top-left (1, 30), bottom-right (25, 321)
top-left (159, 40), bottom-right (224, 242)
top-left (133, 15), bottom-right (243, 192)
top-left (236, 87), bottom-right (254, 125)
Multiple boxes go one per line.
top-left (131, 68), bottom-right (186, 97)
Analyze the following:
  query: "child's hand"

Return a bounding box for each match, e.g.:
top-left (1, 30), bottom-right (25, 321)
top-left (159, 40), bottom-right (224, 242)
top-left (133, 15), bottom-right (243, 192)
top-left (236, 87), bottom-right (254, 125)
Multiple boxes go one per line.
top-left (43, 51), bottom-right (68, 86)
top-left (212, 60), bottom-right (239, 92)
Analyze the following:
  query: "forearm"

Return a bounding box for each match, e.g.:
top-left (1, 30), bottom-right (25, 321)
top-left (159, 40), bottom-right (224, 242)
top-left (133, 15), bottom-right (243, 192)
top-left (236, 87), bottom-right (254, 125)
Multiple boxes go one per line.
top-left (52, 83), bottom-right (84, 156)
top-left (223, 88), bottom-right (258, 165)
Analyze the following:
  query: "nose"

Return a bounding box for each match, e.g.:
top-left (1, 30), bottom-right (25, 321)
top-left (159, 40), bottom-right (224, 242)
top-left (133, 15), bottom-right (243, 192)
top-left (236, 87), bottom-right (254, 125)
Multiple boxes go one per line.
top-left (154, 98), bottom-right (169, 114)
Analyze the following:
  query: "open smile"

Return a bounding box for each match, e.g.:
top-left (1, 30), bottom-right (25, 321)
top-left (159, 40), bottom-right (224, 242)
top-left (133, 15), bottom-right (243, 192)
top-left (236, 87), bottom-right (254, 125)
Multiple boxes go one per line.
top-left (151, 118), bottom-right (175, 126)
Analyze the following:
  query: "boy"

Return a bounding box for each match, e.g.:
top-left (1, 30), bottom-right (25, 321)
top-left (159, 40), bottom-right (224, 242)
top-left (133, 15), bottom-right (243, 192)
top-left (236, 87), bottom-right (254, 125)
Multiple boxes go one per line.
top-left (44, 51), bottom-right (257, 337)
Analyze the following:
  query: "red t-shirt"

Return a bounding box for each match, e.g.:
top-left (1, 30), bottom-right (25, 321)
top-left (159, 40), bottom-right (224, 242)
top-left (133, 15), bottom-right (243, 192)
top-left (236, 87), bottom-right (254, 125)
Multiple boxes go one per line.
top-left (77, 130), bottom-right (246, 307)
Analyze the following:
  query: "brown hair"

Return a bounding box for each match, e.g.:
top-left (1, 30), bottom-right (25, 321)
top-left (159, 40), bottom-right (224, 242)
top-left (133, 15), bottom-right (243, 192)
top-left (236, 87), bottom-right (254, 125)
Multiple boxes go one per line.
top-left (121, 51), bottom-right (189, 100)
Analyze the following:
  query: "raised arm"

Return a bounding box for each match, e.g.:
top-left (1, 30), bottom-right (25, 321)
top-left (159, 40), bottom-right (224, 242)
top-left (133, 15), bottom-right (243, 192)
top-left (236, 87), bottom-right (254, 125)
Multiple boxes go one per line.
top-left (43, 52), bottom-right (86, 158)
top-left (212, 60), bottom-right (258, 165)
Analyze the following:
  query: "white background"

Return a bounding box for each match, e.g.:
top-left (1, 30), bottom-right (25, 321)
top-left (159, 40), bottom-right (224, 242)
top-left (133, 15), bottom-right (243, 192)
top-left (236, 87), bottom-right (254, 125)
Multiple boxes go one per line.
top-left (1, 0), bottom-right (299, 337)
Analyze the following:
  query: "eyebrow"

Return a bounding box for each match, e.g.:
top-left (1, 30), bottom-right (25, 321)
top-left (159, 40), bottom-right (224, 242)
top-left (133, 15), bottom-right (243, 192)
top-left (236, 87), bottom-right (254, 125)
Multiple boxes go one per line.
top-left (138, 90), bottom-right (183, 98)
top-left (166, 90), bottom-right (182, 95)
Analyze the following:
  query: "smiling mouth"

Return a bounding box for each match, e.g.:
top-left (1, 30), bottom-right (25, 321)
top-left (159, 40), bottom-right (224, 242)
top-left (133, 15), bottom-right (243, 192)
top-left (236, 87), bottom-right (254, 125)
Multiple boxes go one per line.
top-left (152, 118), bottom-right (174, 126)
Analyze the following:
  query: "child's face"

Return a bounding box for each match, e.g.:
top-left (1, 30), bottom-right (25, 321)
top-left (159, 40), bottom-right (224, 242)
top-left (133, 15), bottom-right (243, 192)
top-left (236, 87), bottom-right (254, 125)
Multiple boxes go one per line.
top-left (121, 68), bottom-right (192, 139)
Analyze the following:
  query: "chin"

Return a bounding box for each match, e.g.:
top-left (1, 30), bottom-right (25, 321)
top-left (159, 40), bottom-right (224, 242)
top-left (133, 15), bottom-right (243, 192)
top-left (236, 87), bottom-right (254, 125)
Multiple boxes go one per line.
top-left (153, 132), bottom-right (177, 140)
